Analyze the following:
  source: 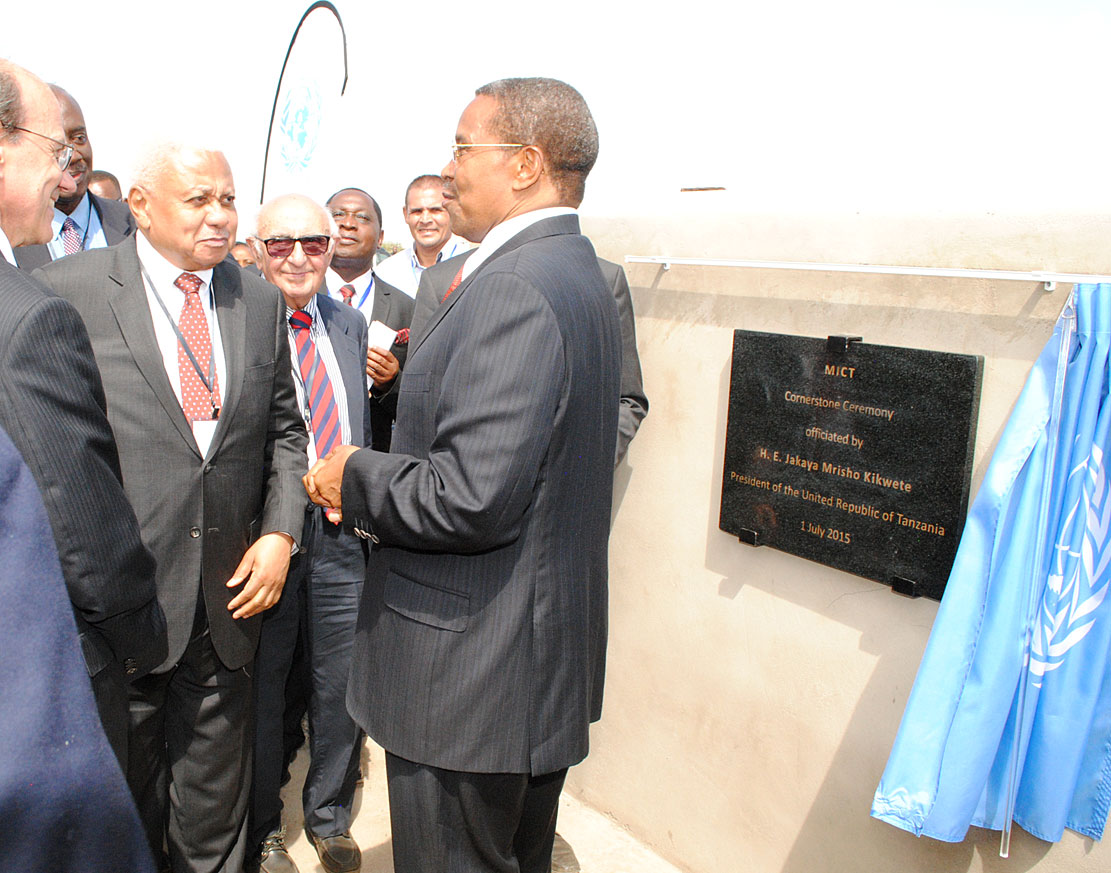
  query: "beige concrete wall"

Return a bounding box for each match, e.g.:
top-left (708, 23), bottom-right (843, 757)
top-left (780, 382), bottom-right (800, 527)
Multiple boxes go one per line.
top-left (569, 200), bottom-right (1111, 873)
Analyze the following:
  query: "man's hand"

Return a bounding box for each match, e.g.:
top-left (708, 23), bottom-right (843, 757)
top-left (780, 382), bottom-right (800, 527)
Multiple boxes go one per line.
top-left (226, 531), bottom-right (295, 619)
top-left (304, 444), bottom-right (361, 523)
top-left (367, 347), bottom-right (399, 389)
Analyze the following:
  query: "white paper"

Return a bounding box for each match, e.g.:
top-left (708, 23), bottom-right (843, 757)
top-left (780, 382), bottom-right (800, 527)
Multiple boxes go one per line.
top-left (367, 320), bottom-right (398, 351)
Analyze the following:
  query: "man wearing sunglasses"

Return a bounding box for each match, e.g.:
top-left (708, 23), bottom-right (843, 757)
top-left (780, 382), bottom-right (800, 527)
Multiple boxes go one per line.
top-left (306, 78), bottom-right (621, 873)
top-left (0, 59), bottom-right (165, 773)
top-left (248, 195), bottom-right (372, 873)
top-left (14, 86), bottom-right (134, 270)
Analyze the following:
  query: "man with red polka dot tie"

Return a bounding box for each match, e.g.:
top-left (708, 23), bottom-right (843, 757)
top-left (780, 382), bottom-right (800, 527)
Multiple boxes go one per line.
top-left (36, 141), bottom-right (308, 873)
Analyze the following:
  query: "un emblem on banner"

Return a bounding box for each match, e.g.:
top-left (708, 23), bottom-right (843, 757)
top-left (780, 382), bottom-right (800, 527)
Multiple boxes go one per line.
top-left (1031, 444), bottom-right (1111, 684)
top-left (279, 84), bottom-right (322, 172)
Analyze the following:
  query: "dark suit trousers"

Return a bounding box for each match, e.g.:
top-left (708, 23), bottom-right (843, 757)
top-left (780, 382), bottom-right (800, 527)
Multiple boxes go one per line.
top-left (129, 598), bottom-right (253, 873)
top-left (90, 659), bottom-right (129, 769)
top-left (385, 752), bottom-right (567, 873)
top-left (252, 506), bottom-right (366, 848)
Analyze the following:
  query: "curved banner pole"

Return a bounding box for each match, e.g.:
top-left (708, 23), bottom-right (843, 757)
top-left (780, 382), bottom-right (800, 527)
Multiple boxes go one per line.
top-left (260, 1), bottom-right (349, 204)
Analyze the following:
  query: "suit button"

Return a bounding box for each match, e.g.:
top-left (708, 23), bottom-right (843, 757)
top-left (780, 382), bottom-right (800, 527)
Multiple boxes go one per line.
top-left (124, 658), bottom-right (138, 676)
top-left (204, 464), bottom-right (213, 474)
top-left (189, 527), bottom-right (201, 538)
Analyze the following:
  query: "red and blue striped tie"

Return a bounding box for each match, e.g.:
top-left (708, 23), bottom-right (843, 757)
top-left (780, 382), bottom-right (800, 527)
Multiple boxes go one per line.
top-left (289, 310), bottom-right (340, 457)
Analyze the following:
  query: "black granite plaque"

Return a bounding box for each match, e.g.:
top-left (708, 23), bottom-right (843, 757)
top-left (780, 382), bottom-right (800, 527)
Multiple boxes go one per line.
top-left (719, 330), bottom-right (983, 600)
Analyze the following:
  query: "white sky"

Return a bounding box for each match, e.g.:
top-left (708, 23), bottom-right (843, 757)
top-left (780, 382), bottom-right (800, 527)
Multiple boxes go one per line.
top-left (7, 0), bottom-right (1111, 244)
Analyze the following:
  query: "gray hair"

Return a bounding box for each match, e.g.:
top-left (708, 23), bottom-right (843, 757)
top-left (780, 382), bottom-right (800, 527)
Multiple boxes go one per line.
top-left (475, 77), bottom-right (598, 204)
top-left (130, 139), bottom-right (226, 191)
top-left (0, 60), bottom-right (25, 138)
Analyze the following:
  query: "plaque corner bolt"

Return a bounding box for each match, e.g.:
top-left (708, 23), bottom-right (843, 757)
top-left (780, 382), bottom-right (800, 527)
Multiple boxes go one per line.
top-left (890, 576), bottom-right (921, 598)
top-left (738, 528), bottom-right (761, 547)
top-left (826, 335), bottom-right (863, 354)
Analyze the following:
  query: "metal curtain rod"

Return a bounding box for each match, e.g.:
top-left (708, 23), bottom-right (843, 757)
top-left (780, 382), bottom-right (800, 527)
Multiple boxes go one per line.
top-left (623, 255), bottom-right (1111, 292)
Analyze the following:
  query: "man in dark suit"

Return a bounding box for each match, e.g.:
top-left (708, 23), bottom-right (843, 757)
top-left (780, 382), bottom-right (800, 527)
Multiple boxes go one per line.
top-left (413, 253), bottom-right (648, 465)
top-left (306, 77), bottom-right (621, 873)
top-left (36, 142), bottom-right (308, 873)
top-left (0, 59), bottom-right (165, 767)
top-left (324, 188), bottom-right (413, 451)
top-left (0, 422), bottom-right (155, 873)
top-left (15, 86), bottom-right (134, 270)
top-left (248, 194), bottom-right (372, 873)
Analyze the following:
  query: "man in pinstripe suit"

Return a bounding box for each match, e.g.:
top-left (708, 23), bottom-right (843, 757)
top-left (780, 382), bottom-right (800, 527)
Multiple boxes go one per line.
top-left (305, 77), bottom-right (621, 873)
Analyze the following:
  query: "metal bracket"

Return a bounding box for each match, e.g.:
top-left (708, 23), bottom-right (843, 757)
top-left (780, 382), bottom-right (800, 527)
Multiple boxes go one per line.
top-left (737, 528), bottom-right (761, 546)
top-left (826, 335), bottom-right (863, 355)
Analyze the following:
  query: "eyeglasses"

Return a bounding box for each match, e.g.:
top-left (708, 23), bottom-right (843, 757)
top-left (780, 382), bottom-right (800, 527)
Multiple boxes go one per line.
top-left (261, 236), bottom-right (330, 258)
top-left (450, 143), bottom-right (525, 162)
top-left (329, 209), bottom-right (376, 226)
top-left (3, 126), bottom-right (73, 170)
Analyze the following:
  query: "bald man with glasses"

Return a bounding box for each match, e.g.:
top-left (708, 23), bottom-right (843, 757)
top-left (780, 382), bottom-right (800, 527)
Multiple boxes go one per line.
top-left (248, 195), bottom-right (372, 873)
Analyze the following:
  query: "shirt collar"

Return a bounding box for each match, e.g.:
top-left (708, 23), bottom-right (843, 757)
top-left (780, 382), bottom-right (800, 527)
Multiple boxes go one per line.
top-left (460, 207), bottom-right (576, 283)
top-left (285, 292), bottom-right (321, 322)
top-left (57, 191), bottom-right (93, 234)
top-left (136, 231), bottom-right (215, 296)
top-left (0, 227), bottom-right (14, 265)
top-left (326, 266), bottom-right (372, 294)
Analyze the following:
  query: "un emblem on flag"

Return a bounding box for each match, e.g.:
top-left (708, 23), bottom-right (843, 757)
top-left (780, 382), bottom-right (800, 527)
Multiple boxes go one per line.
top-left (279, 84), bottom-right (323, 172)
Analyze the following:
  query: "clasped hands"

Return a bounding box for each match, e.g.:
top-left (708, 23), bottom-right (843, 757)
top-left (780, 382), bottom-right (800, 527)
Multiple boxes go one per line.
top-left (223, 443), bottom-right (359, 621)
top-left (304, 444), bottom-right (360, 525)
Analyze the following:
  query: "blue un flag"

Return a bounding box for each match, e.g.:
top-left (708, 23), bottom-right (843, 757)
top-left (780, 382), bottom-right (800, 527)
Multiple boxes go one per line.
top-left (872, 283), bottom-right (1111, 843)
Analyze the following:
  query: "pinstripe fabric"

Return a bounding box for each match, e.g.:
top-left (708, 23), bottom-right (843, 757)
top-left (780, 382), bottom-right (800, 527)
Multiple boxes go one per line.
top-left (0, 258), bottom-right (163, 681)
top-left (413, 254), bottom-right (648, 466)
top-left (343, 215), bottom-right (622, 775)
top-left (35, 237), bottom-right (309, 672)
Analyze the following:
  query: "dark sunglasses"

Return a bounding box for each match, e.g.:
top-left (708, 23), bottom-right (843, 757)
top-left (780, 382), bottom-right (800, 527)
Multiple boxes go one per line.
top-left (261, 235), bottom-right (330, 258)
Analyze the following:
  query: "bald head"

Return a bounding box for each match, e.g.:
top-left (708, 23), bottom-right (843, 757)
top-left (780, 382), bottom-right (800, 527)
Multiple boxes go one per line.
top-left (0, 60), bottom-right (76, 245)
top-left (252, 194), bottom-right (335, 309)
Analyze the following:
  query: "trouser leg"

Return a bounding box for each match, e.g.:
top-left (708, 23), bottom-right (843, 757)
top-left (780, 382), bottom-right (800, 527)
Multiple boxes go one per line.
top-left (164, 624), bottom-right (254, 873)
top-left (385, 751), bottom-right (567, 873)
top-left (302, 569), bottom-right (365, 837)
top-left (249, 549), bottom-right (306, 848)
top-left (90, 658), bottom-right (130, 773)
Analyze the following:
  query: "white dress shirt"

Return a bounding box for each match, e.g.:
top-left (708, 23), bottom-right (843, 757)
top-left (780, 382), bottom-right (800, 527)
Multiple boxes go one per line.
top-left (0, 228), bottom-right (15, 266)
top-left (136, 233), bottom-right (227, 457)
top-left (324, 267), bottom-right (378, 326)
top-left (373, 235), bottom-right (472, 298)
top-left (46, 192), bottom-right (107, 260)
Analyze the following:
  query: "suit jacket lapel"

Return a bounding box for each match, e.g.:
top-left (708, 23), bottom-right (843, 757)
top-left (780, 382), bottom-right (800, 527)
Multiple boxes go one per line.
top-left (104, 238), bottom-right (199, 455)
top-left (411, 215), bottom-right (579, 356)
top-left (208, 260), bottom-right (246, 456)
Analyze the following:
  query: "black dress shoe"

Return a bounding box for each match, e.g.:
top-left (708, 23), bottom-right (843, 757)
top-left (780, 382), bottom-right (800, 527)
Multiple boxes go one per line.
top-left (258, 828), bottom-right (300, 873)
top-left (308, 830), bottom-right (362, 873)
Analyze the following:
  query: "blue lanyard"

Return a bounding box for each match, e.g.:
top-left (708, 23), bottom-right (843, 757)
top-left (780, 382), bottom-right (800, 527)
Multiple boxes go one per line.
top-left (356, 276), bottom-right (374, 310)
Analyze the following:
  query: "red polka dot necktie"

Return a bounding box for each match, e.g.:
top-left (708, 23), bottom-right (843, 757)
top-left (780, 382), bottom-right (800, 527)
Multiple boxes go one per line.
top-left (61, 217), bottom-right (81, 255)
top-left (340, 284), bottom-right (356, 306)
top-left (289, 310), bottom-right (341, 457)
top-left (440, 267), bottom-right (464, 304)
top-left (175, 272), bottom-right (220, 421)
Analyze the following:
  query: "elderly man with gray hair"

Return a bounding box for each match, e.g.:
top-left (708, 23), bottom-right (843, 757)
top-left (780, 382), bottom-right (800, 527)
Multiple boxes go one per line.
top-left (35, 140), bottom-right (308, 873)
top-left (248, 194), bottom-right (372, 873)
